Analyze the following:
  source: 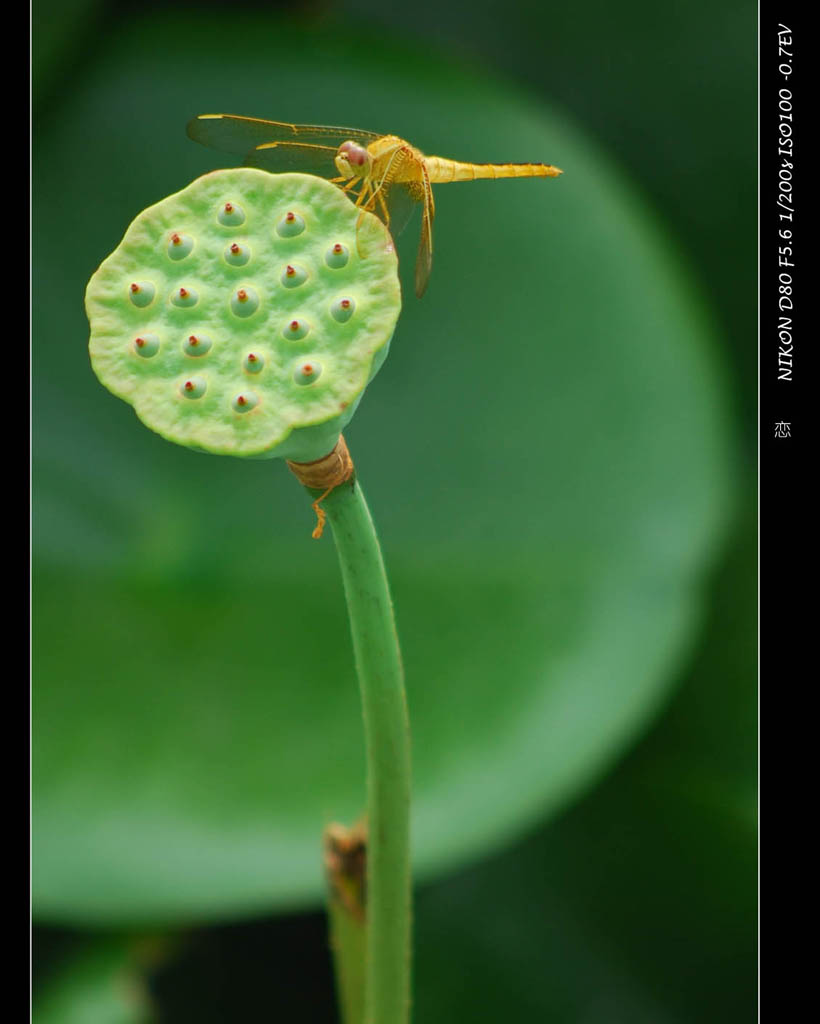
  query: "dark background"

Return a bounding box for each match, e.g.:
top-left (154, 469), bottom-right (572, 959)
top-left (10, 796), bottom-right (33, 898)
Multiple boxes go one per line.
top-left (33, 0), bottom-right (756, 1020)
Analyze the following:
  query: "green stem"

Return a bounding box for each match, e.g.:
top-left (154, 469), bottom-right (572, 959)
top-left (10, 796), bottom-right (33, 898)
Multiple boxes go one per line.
top-left (326, 870), bottom-right (367, 1024)
top-left (308, 470), bottom-right (412, 1024)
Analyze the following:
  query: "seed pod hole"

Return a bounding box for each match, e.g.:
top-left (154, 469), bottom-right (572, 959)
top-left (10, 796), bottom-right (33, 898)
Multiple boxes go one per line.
top-left (224, 241), bottom-right (250, 267)
top-left (183, 333), bottom-right (213, 356)
top-left (231, 391), bottom-right (259, 413)
top-left (128, 281), bottom-right (155, 308)
top-left (331, 296), bottom-right (356, 323)
top-left (293, 360), bottom-right (323, 386)
top-left (217, 201), bottom-right (246, 226)
top-left (167, 232), bottom-right (194, 261)
top-left (280, 263), bottom-right (308, 288)
top-left (325, 242), bottom-right (349, 269)
top-left (243, 351), bottom-right (264, 374)
top-left (282, 318), bottom-right (309, 341)
top-left (180, 376), bottom-right (207, 399)
top-left (230, 286), bottom-right (260, 318)
top-left (171, 286), bottom-right (199, 308)
top-left (133, 333), bottom-right (160, 358)
top-left (276, 211), bottom-right (306, 237)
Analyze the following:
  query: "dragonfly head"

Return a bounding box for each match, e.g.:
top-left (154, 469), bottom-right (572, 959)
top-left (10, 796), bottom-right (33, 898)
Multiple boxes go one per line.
top-left (335, 140), bottom-right (372, 180)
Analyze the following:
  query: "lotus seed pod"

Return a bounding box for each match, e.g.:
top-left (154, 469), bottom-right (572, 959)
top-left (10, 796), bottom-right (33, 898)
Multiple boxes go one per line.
top-left (86, 169), bottom-right (401, 460)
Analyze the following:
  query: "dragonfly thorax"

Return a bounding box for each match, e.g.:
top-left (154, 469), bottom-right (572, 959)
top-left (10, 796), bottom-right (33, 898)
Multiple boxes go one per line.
top-left (335, 140), bottom-right (372, 179)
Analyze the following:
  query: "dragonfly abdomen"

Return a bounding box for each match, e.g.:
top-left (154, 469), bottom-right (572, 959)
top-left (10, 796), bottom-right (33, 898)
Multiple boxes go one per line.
top-left (423, 157), bottom-right (562, 182)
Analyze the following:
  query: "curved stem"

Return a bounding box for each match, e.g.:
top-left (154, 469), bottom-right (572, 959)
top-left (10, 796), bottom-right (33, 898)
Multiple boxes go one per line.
top-left (305, 469), bottom-right (412, 1024)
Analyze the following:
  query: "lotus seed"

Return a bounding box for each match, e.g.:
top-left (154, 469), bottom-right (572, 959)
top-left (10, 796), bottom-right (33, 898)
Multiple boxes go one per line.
top-left (167, 232), bottom-right (194, 260)
top-left (133, 334), bottom-right (160, 357)
top-left (171, 286), bottom-right (199, 308)
top-left (224, 242), bottom-right (250, 267)
top-left (281, 264), bottom-right (308, 288)
top-left (180, 376), bottom-right (207, 399)
top-left (231, 287), bottom-right (260, 318)
top-left (183, 333), bottom-right (212, 356)
top-left (128, 281), bottom-right (155, 308)
top-left (276, 211), bottom-right (305, 237)
top-left (218, 201), bottom-right (245, 226)
top-left (231, 391), bottom-right (259, 413)
top-left (283, 318), bottom-right (309, 341)
top-left (293, 360), bottom-right (322, 386)
top-left (243, 352), bottom-right (264, 374)
top-left (331, 297), bottom-right (356, 323)
top-left (325, 243), bottom-right (349, 269)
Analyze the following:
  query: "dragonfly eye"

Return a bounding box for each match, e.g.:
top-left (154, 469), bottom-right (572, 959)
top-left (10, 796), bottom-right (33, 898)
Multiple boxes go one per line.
top-left (339, 141), bottom-right (369, 169)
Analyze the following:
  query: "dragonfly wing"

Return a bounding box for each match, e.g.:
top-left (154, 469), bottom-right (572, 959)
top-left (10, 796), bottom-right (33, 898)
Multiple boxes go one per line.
top-left (383, 184), bottom-right (419, 238)
top-left (242, 141), bottom-right (340, 178)
top-left (186, 114), bottom-right (382, 154)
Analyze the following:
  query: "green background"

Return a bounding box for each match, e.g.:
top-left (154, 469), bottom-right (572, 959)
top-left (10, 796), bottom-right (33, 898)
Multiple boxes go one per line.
top-left (33, 0), bottom-right (756, 1020)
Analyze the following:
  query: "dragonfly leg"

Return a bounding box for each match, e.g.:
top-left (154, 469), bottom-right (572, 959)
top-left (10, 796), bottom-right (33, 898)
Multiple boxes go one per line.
top-left (354, 181), bottom-right (376, 210)
top-left (375, 190), bottom-right (391, 227)
top-left (333, 177), bottom-right (361, 196)
top-left (353, 181), bottom-right (391, 257)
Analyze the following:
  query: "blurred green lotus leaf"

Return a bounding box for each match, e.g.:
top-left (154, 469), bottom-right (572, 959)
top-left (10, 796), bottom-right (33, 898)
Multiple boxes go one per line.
top-left (32, 12), bottom-right (733, 923)
top-left (33, 937), bottom-right (154, 1024)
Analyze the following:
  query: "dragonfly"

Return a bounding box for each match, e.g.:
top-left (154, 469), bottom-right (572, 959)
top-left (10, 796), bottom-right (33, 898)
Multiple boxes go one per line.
top-left (187, 114), bottom-right (562, 298)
